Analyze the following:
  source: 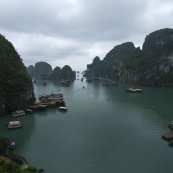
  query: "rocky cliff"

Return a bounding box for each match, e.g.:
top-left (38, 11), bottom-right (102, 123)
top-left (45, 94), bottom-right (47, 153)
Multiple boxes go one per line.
top-left (0, 34), bottom-right (35, 114)
top-left (27, 65), bottom-right (35, 76)
top-left (34, 61), bottom-right (52, 77)
top-left (84, 28), bottom-right (173, 87)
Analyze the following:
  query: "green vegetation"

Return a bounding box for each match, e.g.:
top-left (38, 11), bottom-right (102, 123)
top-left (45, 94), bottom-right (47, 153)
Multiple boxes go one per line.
top-left (84, 28), bottom-right (173, 87)
top-left (49, 66), bottom-right (61, 80)
top-left (0, 34), bottom-right (35, 114)
top-left (27, 65), bottom-right (35, 77)
top-left (34, 62), bottom-right (52, 77)
top-left (61, 65), bottom-right (76, 80)
top-left (0, 161), bottom-right (37, 173)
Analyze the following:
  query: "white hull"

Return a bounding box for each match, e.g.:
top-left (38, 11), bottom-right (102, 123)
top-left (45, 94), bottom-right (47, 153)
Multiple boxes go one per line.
top-left (8, 125), bottom-right (22, 129)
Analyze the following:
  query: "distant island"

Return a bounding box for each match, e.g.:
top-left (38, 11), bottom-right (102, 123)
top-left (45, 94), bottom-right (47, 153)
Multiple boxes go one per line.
top-left (27, 62), bottom-right (76, 81)
top-left (84, 28), bottom-right (173, 87)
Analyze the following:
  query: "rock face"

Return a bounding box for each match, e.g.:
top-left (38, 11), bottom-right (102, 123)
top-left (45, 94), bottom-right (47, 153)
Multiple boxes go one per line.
top-left (0, 34), bottom-right (35, 114)
top-left (61, 65), bottom-right (76, 80)
top-left (84, 28), bottom-right (173, 87)
top-left (27, 65), bottom-right (35, 76)
top-left (34, 62), bottom-right (52, 77)
top-left (49, 66), bottom-right (61, 80)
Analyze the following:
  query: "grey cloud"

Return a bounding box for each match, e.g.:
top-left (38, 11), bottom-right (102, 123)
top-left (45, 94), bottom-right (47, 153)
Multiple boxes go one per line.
top-left (0, 0), bottom-right (173, 70)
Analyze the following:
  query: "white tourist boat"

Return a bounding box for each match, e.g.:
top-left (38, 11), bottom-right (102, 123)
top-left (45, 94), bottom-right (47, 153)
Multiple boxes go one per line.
top-left (11, 110), bottom-right (25, 117)
top-left (59, 107), bottom-right (68, 111)
top-left (7, 121), bottom-right (22, 129)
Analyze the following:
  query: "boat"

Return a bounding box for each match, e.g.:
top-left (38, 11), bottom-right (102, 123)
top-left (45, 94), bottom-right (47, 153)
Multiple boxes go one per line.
top-left (36, 101), bottom-right (57, 107)
top-left (61, 80), bottom-right (69, 86)
top-left (7, 121), bottom-right (22, 129)
top-left (168, 121), bottom-right (173, 129)
top-left (25, 109), bottom-right (33, 114)
top-left (11, 110), bottom-right (25, 118)
top-left (10, 142), bottom-right (16, 149)
top-left (126, 88), bottom-right (142, 93)
top-left (86, 79), bottom-right (92, 83)
top-left (59, 107), bottom-right (68, 111)
top-left (28, 105), bottom-right (47, 111)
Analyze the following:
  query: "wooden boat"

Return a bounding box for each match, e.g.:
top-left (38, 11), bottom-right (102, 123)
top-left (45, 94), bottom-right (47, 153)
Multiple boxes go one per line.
top-left (59, 107), bottom-right (68, 111)
top-left (7, 121), bottom-right (22, 129)
top-left (28, 105), bottom-right (47, 111)
top-left (11, 110), bottom-right (25, 118)
top-left (61, 80), bottom-right (70, 86)
top-left (36, 101), bottom-right (57, 107)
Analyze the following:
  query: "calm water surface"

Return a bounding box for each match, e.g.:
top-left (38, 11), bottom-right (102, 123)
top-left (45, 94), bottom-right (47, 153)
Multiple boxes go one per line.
top-left (1, 74), bottom-right (173, 173)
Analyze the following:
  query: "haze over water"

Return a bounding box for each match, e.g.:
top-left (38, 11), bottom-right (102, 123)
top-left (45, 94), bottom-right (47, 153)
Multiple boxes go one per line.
top-left (1, 73), bottom-right (173, 173)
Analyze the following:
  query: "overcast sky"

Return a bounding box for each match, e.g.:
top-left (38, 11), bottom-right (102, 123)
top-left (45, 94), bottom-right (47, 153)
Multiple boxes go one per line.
top-left (0, 0), bottom-right (173, 71)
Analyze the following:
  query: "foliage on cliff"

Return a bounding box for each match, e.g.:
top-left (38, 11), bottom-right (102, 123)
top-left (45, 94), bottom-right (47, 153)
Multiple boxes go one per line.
top-left (49, 66), bottom-right (61, 80)
top-left (0, 160), bottom-right (37, 173)
top-left (34, 62), bottom-right (52, 76)
top-left (27, 65), bottom-right (35, 76)
top-left (61, 65), bottom-right (76, 80)
top-left (84, 28), bottom-right (173, 87)
top-left (0, 34), bottom-right (35, 114)
top-left (142, 28), bottom-right (173, 52)
top-left (84, 42), bottom-right (135, 77)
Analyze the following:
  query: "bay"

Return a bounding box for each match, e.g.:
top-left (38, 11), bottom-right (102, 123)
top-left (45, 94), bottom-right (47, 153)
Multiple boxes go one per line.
top-left (1, 73), bottom-right (173, 173)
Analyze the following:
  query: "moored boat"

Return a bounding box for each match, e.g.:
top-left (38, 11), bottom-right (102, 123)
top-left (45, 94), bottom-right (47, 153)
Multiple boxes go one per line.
top-left (10, 142), bottom-right (16, 149)
top-left (11, 110), bottom-right (25, 118)
top-left (59, 107), bottom-right (68, 111)
top-left (7, 121), bottom-right (22, 129)
top-left (36, 101), bottom-right (57, 107)
top-left (28, 104), bottom-right (47, 111)
top-left (25, 109), bottom-right (33, 114)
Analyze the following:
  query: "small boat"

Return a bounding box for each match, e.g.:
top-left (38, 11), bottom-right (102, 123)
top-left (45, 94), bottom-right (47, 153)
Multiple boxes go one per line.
top-left (10, 142), bottom-right (16, 149)
top-left (126, 88), bottom-right (142, 93)
top-left (7, 121), bottom-right (22, 129)
top-left (11, 110), bottom-right (25, 118)
top-left (168, 121), bottom-right (173, 129)
top-left (59, 107), bottom-right (68, 111)
top-left (28, 105), bottom-right (47, 111)
top-left (43, 81), bottom-right (47, 86)
top-left (25, 109), bottom-right (33, 114)
top-left (86, 79), bottom-right (92, 83)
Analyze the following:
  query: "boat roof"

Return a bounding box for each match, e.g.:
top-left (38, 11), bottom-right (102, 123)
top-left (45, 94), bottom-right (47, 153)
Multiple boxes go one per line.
top-left (11, 142), bottom-right (15, 146)
top-left (59, 107), bottom-right (67, 109)
top-left (9, 121), bottom-right (21, 125)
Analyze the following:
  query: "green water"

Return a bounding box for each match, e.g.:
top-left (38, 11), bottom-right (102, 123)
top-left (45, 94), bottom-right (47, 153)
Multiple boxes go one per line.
top-left (1, 75), bottom-right (173, 173)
